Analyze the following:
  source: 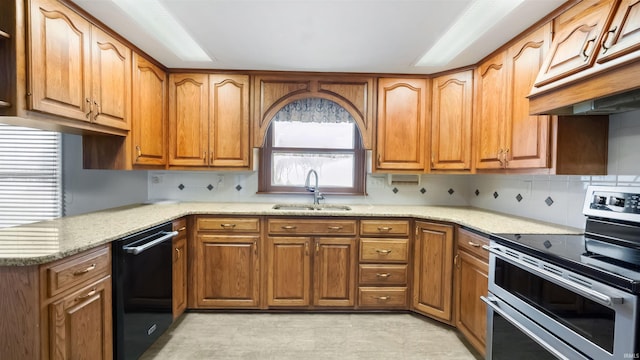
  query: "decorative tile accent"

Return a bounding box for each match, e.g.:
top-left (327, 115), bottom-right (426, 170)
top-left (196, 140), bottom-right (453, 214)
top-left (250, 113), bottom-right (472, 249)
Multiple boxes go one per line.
top-left (448, 188), bottom-right (454, 195)
top-left (545, 196), bottom-right (554, 206)
top-left (207, 184), bottom-right (214, 191)
top-left (475, 189), bottom-right (480, 196)
top-left (392, 187), bottom-right (399, 194)
top-left (235, 185), bottom-right (242, 191)
top-left (516, 194), bottom-right (523, 202)
top-left (493, 191), bottom-right (499, 199)
top-left (178, 184), bottom-right (185, 190)
top-left (420, 188), bottom-right (426, 194)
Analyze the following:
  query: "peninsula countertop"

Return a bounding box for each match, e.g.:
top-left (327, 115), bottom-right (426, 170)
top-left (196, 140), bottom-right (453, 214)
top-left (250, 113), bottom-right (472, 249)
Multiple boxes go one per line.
top-left (0, 202), bottom-right (583, 266)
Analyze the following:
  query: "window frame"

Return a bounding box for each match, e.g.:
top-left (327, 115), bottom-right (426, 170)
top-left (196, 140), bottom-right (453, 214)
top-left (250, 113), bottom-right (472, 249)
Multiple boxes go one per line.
top-left (258, 122), bottom-right (366, 195)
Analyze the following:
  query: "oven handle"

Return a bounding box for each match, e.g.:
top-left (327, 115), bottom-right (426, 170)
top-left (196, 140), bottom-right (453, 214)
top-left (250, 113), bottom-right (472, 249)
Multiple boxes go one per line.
top-left (484, 245), bottom-right (623, 307)
top-left (123, 231), bottom-right (178, 255)
top-left (482, 296), bottom-right (571, 360)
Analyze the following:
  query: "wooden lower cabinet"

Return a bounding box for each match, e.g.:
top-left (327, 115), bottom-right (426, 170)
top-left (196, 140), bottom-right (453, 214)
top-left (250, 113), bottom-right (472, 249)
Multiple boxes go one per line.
top-left (172, 218), bottom-right (188, 319)
top-left (49, 276), bottom-right (112, 360)
top-left (455, 229), bottom-right (489, 357)
top-left (195, 234), bottom-right (260, 308)
top-left (412, 221), bottom-right (455, 323)
top-left (266, 235), bottom-right (357, 308)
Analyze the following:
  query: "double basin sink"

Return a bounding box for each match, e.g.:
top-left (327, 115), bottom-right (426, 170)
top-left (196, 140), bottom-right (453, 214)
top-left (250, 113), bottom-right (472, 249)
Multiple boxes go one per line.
top-left (272, 204), bottom-right (352, 211)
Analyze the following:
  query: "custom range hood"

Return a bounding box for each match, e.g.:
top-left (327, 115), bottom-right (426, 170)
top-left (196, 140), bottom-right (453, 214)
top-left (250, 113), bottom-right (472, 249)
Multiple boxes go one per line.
top-left (545, 87), bottom-right (640, 115)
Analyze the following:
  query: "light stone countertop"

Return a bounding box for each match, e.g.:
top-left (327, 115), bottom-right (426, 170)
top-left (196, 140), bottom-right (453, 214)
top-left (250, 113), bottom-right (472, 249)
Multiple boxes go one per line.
top-left (0, 202), bottom-right (583, 266)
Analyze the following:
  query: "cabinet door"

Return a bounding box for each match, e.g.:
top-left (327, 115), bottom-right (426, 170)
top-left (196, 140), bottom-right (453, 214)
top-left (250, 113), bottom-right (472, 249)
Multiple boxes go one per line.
top-left (267, 236), bottom-right (311, 307)
top-left (431, 71), bottom-right (472, 171)
top-left (376, 78), bottom-right (428, 172)
top-left (313, 237), bottom-right (357, 307)
top-left (29, 0), bottom-right (91, 121)
top-left (474, 52), bottom-right (507, 169)
top-left (195, 234), bottom-right (260, 308)
top-left (172, 235), bottom-right (187, 318)
top-left (455, 250), bottom-right (488, 357)
top-left (412, 221), bottom-right (454, 323)
top-left (49, 276), bottom-right (112, 360)
top-left (209, 74), bottom-right (250, 168)
top-left (505, 24), bottom-right (552, 169)
top-left (534, 0), bottom-right (615, 87)
top-left (597, 0), bottom-right (640, 64)
top-left (169, 73), bottom-right (209, 166)
top-left (90, 27), bottom-right (131, 130)
top-left (132, 54), bottom-right (167, 166)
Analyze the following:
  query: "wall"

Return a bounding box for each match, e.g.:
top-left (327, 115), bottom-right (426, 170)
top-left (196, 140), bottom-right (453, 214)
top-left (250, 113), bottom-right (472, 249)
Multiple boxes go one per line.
top-left (62, 134), bottom-right (149, 216)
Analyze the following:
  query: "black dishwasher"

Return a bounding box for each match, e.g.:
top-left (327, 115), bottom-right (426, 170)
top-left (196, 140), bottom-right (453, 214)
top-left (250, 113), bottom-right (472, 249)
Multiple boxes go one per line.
top-left (113, 222), bottom-right (177, 360)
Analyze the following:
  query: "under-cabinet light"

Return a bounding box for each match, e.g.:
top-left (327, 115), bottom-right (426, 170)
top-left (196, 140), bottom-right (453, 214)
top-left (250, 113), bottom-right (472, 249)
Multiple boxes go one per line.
top-left (112, 0), bottom-right (212, 62)
top-left (415, 0), bottom-right (525, 67)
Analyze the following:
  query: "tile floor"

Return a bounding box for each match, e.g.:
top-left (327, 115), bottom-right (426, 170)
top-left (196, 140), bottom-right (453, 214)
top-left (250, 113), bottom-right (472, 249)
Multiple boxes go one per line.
top-left (141, 312), bottom-right (481, 360)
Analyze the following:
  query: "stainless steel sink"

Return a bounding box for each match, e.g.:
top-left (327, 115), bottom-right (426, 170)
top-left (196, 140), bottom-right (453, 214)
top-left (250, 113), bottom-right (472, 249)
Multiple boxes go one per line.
top-left (272, 204), bottom-right (351, 211)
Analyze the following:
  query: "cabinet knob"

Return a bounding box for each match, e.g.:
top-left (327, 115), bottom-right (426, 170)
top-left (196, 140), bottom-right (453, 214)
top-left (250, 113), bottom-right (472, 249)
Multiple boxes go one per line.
top-left (135, 145), bottom-right (142, 161)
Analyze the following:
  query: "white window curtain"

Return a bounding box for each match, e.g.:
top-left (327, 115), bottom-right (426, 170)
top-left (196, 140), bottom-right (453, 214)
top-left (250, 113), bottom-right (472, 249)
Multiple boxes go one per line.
top-left (0, 124), bottom-right (62, 228)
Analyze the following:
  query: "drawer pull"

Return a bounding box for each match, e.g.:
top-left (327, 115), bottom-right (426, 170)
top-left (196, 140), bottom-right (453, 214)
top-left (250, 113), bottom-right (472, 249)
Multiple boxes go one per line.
top-left (281, 225), bottom-right (297, 230)
top-left (73, 263), bottom-right (96, 276)
top-left (377, 227), bottom-right (392, 232)
top-left (376, 249), bottom-right (392, 255)
top-left (220, 223), bottom-right (236, 229)
top-left (376, 273), bottom-right (392, 278)
top-left (178, 226), bottom-right (186, 232)
top-left (175, 247), bottom-right (181, 260)
top-left (327, 226), bottom-right (343, 231)
top-left (468, 241), bottom-right (481, 247)
top-left (376, 296), bottom-right (390, 301)
top-left (76, 288), bottom-right (97, 301)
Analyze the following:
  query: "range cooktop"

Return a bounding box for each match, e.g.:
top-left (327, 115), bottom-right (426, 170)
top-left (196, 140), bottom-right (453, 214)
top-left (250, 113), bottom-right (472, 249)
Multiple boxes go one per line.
top-left (491, 233), bottom-right (640, 294)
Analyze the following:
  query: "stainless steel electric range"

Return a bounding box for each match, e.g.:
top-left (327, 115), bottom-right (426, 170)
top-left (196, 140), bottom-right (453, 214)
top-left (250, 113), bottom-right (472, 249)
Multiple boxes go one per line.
top-left (483, 185), bottom-right (640, 360)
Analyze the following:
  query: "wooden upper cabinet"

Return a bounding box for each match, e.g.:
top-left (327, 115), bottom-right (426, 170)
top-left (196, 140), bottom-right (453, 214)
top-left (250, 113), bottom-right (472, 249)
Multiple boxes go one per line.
top-left (29, 0), bottom-right (92, 121)
top-left (376, 78), bottom-right (429, 172)
top-left (29, 0), bottom-right (131, 131)
top-left (534, 0), bottom-right (616, 87)
top-left (168, 73), bottom-right (209, 166)
top-left (505, 23), bottom-right (552, 169)
top-left (90, 27), bottom-right (131, 130)
top-left (474, 52), bottom-right (507, 170)
top-left (431, 70), bottom-right (473, 171)
top-left (132, 54), bottom-right (167, 166)
top-left (209, 74), bottom-right (250, 168)
top-left (597, 0), bottom-right (640, 64)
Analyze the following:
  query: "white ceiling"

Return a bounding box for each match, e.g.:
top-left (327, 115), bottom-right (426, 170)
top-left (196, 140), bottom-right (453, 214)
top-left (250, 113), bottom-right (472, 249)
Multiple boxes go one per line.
top-left (73, 0), bottom-right (567, 74)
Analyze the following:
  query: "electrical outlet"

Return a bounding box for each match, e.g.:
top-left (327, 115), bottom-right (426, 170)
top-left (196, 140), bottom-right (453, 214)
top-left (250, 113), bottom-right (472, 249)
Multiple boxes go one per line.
top-left (216, 174), bottom-right (224, 187)
top-left (151, 175), bottom-right (163, 184)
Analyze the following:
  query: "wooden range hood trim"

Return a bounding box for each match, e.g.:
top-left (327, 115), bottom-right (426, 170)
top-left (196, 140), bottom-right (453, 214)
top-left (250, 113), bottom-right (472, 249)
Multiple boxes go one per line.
top-left (528, 59), bottom-right (640, 115)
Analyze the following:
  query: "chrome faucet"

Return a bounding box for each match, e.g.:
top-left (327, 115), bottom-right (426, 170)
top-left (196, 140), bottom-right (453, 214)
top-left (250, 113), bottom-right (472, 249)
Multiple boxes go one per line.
top-left (304, 169), bottom-right (324, 205)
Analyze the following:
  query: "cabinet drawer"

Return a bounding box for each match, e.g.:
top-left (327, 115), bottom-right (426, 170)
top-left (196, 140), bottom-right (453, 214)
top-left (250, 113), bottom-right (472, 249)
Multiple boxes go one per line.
top-left (268, 219), bottom-right (357, 236)
top-left (457, 229), bottom-right (489, 261)
top-left (360, 220), bottom-right (409, 236)
top-left (358, 287), bottom-right (407, 308)
top-left (360, 238), bottom-right (409, 263)
top-left (197, 217), bottom-right (260, 232)
top-left (359, 264), bottom-right (408, 286)
top-left (173, 217), bottom-right (187, 236)
top-left (44, 245), bottom-right (110, 298)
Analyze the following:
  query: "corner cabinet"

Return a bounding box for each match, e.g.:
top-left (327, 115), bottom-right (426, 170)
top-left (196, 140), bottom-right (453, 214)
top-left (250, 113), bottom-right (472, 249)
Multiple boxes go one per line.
top-left (430, 70), bottom-right (473, 171)
top-left (169, 73), bottom-right (250, 169)
top-left (412, 221), bottom-right (454, 324)
top-left (29, 0), bottom-right (131, 131)
top-left (132, 54), bottom-right (167, 167)
top-left (375, 78), bottom-right (429, 172)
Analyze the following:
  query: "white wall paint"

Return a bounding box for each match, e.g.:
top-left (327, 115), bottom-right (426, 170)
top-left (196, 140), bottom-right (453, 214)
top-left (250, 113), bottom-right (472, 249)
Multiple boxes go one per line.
top-left (62, 134), bottom-right (148, 216)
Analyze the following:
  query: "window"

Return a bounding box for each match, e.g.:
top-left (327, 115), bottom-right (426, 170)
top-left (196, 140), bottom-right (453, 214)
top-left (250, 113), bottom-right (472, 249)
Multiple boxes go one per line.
top-left (0, 124), bottom-right (62, 228)
top-left (259, 98), bottom-right (365, 195)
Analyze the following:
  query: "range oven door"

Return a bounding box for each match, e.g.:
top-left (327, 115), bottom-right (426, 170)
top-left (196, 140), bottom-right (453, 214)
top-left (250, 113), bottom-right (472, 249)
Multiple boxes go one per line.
top-left (486, 242), bottom-right (638, 360)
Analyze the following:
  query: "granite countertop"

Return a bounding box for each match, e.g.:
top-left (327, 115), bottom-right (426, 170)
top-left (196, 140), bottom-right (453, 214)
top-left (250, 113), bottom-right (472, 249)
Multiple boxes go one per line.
top-left (0, 202), bottom-right (582, 266)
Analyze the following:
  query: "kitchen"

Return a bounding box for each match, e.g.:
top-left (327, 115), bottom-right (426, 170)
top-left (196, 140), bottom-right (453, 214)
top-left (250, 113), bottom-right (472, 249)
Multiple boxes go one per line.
top-left (1, 0), bottom-right (640, 359)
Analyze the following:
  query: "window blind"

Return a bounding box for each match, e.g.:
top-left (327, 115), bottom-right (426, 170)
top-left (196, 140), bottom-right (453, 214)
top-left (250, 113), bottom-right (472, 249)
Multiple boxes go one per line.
top-left (0, 124), bottom-right (61, 228)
